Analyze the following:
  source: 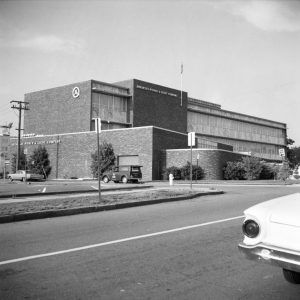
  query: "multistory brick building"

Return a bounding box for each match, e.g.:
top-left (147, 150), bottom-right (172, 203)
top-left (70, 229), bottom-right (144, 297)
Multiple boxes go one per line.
top-left (10, 78), bottom-right (287, 180)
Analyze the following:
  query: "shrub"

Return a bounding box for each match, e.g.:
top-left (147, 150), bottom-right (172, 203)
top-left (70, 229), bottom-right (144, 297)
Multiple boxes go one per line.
top-left (162, 166), bottom-right (182, 180)
top-left (180, 162), bottom-right (205, 180)
top-left (162, 162), bottom-right (205, 180)
top-left (277, 162), bottom-right (290, 181)
top-left (223, 161), bottom-right (245, 180)
top-left (242, 156), bottom-right (263, 180)
top-left (259, 163), bottom-right (276, 180)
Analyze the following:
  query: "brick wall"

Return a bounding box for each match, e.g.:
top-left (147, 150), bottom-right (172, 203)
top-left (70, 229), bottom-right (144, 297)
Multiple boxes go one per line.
top-left (10, 127), bottom-right (155, 181)
top-left (24, 81), bottom-right (92, 135)
top-left (163, 149), bottom-right (245, 180)
top-left (152, 127), bottom-right (187, 180)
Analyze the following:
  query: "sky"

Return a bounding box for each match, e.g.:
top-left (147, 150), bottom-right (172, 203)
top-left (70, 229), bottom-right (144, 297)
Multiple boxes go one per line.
top-left (0, 0), bottom-right (300, 146)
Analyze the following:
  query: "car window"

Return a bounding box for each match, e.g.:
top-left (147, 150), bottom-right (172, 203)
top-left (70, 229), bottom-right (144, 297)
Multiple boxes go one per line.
top-left (131, 167), bottom-right (141, 172)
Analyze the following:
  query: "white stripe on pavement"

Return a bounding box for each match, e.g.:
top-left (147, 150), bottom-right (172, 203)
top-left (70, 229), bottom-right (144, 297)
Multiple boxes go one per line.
top-left (0, 215), bottom-right (243, 266)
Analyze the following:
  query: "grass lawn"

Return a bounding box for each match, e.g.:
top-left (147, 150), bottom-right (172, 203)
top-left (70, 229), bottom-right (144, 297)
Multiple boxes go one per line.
top-left (0, 189), bottom-right (203, 217)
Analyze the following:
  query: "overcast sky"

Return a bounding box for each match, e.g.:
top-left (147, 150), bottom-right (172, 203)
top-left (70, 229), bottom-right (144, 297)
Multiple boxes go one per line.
top-left (1, 0), bottom-right (300, 146)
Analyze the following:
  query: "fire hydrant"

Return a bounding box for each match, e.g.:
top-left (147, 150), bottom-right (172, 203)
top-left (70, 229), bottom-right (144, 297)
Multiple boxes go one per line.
top-left (169, 173), bottom-right (174, 186)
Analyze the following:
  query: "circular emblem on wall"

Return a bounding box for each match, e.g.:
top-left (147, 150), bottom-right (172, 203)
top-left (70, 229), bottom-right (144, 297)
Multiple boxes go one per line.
top-left (72, 87), bottom-right (80, 98)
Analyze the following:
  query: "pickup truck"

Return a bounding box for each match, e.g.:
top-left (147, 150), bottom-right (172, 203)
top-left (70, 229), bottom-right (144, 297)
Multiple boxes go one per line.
top-left (101, 165), bottom-right (142, 184)
top-left (8, 170), bottom-right (45, 182)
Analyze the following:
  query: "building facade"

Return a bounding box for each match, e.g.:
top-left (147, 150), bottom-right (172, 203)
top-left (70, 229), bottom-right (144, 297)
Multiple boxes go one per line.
top-left (9, 78), bottom-right (287, 180)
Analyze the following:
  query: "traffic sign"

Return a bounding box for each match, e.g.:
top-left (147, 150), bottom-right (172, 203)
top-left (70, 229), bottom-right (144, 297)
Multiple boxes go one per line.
top-left (279, 148), bottom-right (285, 157)
top-left (188, 132), bottom-right (195, 147)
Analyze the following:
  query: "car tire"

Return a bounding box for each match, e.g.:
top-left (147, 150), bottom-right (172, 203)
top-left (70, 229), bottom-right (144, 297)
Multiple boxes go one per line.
top-left (283, 269), bottom-right (300, 284)
top-left (121, 176), bottom-right (128, 184)
top-left (8, 176), bottom-right (13, 182)
top-left (113, 181), bottom-right (119, 183)
top-left (102, 176), bottom-right (109, 183)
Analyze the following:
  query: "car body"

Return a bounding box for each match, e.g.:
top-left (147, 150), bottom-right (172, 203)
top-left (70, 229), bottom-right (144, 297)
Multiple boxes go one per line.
top-left (102, 165), bottom-right (142, 184)
top-left (8, 170), bottom-right (45, 182)
top-left (238, 193), bottom-right (300, 284)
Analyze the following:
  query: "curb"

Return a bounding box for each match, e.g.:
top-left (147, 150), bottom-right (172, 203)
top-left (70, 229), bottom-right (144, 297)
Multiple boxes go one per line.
top-left (0, 185), bottom-right (153, 199)
top-left (0, 190), bottom-right (224, 223)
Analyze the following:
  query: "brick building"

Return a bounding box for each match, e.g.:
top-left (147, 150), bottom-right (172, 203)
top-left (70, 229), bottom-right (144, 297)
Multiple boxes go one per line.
top-left (10, 78), bottom-right (287, 180)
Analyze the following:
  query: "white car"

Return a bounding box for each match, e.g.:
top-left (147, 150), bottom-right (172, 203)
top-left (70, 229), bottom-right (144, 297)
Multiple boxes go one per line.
top-left (238, 193), bottom-right (300, 284)
top-left (8, 170), bottom-right (45, 182)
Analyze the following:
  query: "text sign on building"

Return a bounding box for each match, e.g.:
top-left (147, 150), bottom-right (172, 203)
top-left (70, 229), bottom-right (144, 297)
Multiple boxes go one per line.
top-left (279, 148), bottom-right (285, 157)
top-left (188, 132), bottom-right (195, 147)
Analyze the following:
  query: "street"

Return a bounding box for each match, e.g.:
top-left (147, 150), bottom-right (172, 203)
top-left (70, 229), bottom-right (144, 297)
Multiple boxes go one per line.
top-left (1, 185), bottom-right (300, 299)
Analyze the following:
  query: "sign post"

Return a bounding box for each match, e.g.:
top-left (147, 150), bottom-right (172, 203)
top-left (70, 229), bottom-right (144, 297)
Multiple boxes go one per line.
top-left (188, 132), bottom-right (195, 190)
top-left (24, 148), bottom-right (28, 183)
top-left (93, 118), bottom-right (101, 202)
top-left (196, 153), bottom-right (200, 184)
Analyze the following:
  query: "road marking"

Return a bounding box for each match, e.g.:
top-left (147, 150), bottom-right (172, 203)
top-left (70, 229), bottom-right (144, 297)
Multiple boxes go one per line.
top-left (42, 187), bottom-right (46, 193)
top-left (0, 215), bottom-right (243, 266)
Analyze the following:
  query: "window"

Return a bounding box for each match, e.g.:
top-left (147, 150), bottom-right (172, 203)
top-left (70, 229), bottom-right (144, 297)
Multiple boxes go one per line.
top-left (91, 92), bottom-right (129, 129)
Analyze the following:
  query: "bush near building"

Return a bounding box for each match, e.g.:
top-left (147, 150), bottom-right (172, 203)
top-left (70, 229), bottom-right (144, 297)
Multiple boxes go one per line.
top-left (223, 161), bottom-right (246, 180)
top-left (223, 156), bottom-right (290, 180)
top-left (163, 162), bottom-right (205, 180)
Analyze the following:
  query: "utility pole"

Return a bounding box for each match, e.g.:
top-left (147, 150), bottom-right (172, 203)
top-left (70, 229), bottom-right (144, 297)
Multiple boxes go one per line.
top-left (10, 101), bottom-right (29, 171)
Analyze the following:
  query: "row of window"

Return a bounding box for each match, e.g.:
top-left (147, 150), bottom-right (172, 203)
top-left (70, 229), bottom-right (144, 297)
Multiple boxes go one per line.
top-left (91, 93), bottom-right (129, 124)
top-left (188, 112), bottom-right (285, 140)
top-left (202, 136), bottom-right (282, 159)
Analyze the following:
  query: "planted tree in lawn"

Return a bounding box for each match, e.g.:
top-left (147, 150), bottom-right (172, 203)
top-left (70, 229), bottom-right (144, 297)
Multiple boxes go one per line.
top-left (91, 141), bottom-right (115, 178)
top-left (28, 146), bottom-right (52, 178)
top-left (11, 147), bottom-right (27, 173)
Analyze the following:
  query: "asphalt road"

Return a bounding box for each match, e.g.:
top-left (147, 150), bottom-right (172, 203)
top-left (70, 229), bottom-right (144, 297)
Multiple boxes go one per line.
top-left (0, 185), bottom-right (300, 299)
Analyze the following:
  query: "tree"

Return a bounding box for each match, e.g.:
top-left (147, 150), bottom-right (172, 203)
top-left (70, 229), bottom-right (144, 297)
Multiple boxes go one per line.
top-left (28, 146), bottom-right (52, 178)
top-left (286, 138), bottom-right (297, 168)
top-left (11, 147), bottom-right (27, 173)
top-left (288, 146), bottom-right (300, 169)
top-left (90, 141), bottom-right (115, 178)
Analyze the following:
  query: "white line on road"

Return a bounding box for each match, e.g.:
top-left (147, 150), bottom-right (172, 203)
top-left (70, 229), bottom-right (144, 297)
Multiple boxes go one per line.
top-left (0, 215), bottom-right (243, 266)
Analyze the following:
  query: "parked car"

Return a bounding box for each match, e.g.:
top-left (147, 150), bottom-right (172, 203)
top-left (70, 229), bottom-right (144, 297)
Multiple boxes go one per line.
top-left (238, 193), bottom-right (300, 284)
top-left (8, 170), bottom-right (45, 182)
top-left (102, 165), bottom-right (142, 184)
